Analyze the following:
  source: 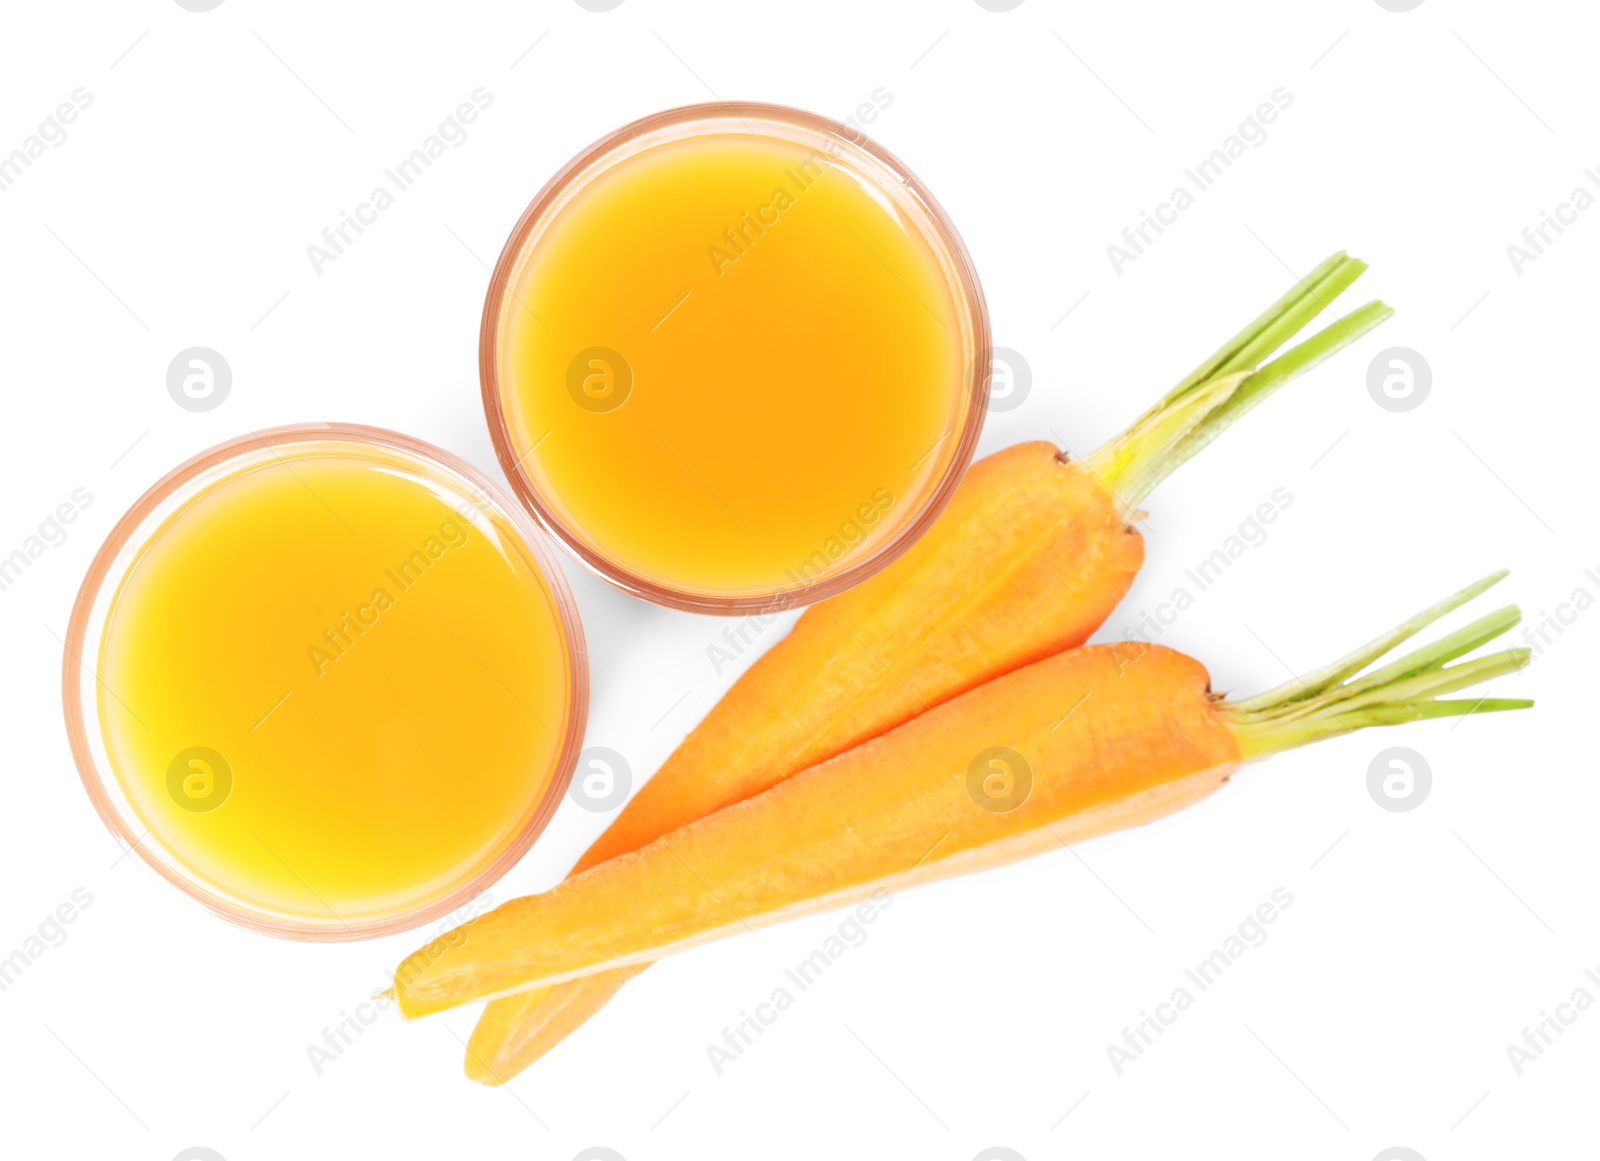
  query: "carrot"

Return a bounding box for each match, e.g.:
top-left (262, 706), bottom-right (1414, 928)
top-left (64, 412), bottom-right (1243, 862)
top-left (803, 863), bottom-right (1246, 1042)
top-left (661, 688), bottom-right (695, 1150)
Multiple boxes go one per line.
top-left (462, 252), bottom-right (1391, 1082)
top-left (395, 573), bottom-right (1528, 1022)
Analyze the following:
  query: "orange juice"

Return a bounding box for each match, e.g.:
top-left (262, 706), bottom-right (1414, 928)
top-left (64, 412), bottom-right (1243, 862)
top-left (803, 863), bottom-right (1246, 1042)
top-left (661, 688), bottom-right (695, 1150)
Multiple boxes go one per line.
top-left (88, 432), bottom-right (582, 933)
top-left (488, 107), bottom-right (985, 607)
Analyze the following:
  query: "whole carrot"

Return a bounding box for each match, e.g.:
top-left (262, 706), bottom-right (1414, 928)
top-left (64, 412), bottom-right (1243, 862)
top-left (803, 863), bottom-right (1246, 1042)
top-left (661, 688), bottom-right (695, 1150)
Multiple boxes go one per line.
top-left (464, 253), bottom-right (1391, 1081)
top-left (397, 573), bottom-right (1527, 1021)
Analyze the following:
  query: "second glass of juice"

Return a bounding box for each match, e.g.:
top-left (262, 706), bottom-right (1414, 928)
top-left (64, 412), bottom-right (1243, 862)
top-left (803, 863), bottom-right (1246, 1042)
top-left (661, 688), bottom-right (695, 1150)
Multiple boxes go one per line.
top-left (483, 102), bottom-right (991, 613)
top-left (63, 425), bottom-right (587, 939)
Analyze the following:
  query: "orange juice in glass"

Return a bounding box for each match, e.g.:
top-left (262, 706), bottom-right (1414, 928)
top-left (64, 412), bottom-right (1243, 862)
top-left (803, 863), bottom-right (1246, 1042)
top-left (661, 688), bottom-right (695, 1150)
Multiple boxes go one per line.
top-left (483, 102), bottom-right (990, 612)
top-left (64, 425), bottom-right (587, 939)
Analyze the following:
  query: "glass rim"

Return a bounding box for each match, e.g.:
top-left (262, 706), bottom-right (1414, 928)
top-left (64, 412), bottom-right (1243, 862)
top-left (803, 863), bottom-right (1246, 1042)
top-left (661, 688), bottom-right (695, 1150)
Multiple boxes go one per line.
top-left (61, 422), bottom-right (590, 942)
top-left (478, 100), bottom-right (993, 615)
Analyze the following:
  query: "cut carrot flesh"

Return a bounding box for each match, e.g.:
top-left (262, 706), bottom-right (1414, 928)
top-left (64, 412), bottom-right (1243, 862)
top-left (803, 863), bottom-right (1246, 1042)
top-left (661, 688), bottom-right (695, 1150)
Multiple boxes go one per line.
top-left (397, 645), bottom-right (1239, 1019)
top-left (580, 442), bottom-right (1140, 870)
top-left (461, 252), bottom-right (1394, 1080)
top-left (396, 575), bottom-right (1528, 1022)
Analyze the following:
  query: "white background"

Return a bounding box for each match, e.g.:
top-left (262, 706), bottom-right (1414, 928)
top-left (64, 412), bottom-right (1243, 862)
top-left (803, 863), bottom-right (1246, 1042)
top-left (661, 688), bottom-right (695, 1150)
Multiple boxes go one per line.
top-left (1, 1), bottom-right (1593, 1158)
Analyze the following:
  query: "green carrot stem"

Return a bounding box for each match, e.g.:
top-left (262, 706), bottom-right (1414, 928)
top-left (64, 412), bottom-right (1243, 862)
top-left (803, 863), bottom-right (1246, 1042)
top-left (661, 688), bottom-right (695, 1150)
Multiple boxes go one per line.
top-left (1229, 571), bottom-right (1508, 714)
top-left (1205, 258), bottom-right (1369, 384)
top-left (1154, 252), bottom-right (1354, 410)
top-left (1083, 252), bottom-right (1391, 510)
top-left (1250, 607), bottom-right (1524, 728)
top-left (1159, 299), bottom-right (1393, 479)
top-left (1225, 575), bottom-right (1533, 758)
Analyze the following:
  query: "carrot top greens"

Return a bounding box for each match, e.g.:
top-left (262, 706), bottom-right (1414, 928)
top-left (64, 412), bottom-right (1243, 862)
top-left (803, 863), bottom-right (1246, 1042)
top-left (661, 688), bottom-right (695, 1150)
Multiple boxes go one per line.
top-left (1227, 571), bottom-right (1533, 757)
top-left (1088, 252), bottom-right (1393, 509)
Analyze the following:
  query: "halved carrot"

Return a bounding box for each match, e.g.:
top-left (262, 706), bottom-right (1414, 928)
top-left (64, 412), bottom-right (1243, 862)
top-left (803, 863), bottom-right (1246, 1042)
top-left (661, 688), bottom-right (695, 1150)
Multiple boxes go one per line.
top-left (463, 253), bottom-right (1391, 1082)
top-left (395, 573), bottom-right (1528, 1021)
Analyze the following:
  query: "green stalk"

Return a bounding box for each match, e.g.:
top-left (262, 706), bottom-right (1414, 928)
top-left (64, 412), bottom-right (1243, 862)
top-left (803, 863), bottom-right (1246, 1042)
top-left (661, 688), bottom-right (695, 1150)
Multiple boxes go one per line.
top-left (1159, 299), bottom-right (1393, 479)
top-left (1226, 576), bottom-right (1533, 758)
top-left (1083, 252), bottom-right (1391, 510)
top-left (1163, 252), bottom-right (1364, 405)
top-left (1229, 571), bottom-right (1509, 714)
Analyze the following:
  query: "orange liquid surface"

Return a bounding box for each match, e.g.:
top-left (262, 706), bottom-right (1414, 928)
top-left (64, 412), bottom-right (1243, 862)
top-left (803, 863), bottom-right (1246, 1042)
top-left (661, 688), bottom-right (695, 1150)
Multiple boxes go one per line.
top-left (497, 128), bottom-right (973, 599)
top-left (96, 442), bottom-right (576, 928)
